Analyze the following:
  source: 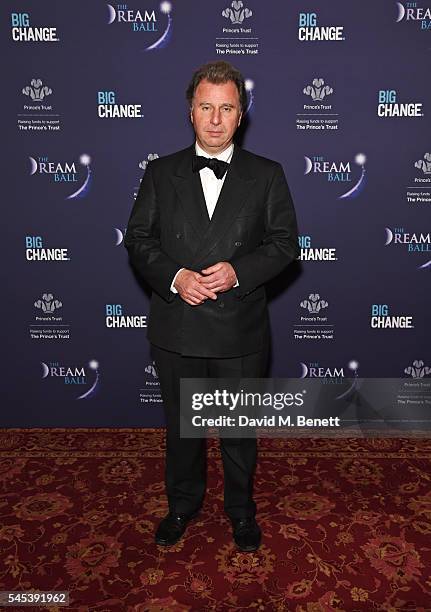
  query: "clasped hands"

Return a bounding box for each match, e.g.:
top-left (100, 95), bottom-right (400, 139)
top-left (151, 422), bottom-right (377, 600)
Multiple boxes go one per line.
top-left (174, 262), bottom-right (237, 306)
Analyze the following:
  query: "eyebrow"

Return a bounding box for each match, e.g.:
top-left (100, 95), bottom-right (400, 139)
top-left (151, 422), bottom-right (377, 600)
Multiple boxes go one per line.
top-left (199, 102), bottom-right (235, 108)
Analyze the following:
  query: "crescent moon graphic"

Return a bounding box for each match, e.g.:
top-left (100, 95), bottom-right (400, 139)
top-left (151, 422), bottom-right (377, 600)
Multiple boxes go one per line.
top-left (396, 2), bottom-right (405, 22)
top-left (114, 228), bottom-right (124, 246)
top-left (145, 12), bottom-right (172, 51)
top-left (304, 157), bottom-right (313, 175)
top-left (299, 362), bottom-right (308, 378)
top-left (77, 368), bottom-right (100, 400)
top-left (29, 157), bottom-right (38, 175)
top-left (385, 227), bottom-right (393, 245)
top-left (339, 166), bottom-right (366, 199)
top-left (107, 4), bottom-right (116, 24)
top-left (418, 260), bottom-right (431, 269)
top-left (67, 165), bottom-right (92, 200)
top-left (335, 377), bottom-right (360, 400)
top-left (41, 362), bottom-right (49, 378)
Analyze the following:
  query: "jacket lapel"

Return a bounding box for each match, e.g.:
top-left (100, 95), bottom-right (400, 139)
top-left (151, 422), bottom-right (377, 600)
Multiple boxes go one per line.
top-left (171, 145), bottom-right (210, 240)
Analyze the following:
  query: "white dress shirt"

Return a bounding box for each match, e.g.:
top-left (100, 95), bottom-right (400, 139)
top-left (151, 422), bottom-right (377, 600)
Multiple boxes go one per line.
top-left (195, 141), bottom-right (233, 220)
top-left (170, 142), bottom-right (237, 293)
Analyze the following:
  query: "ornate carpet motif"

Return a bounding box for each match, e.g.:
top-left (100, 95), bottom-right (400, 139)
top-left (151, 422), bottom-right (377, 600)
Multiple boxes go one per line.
top-left (0, 429), bottom-right (431, 611)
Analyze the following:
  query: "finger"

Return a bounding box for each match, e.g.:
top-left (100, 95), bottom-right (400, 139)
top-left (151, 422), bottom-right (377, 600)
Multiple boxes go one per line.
top-left (199, 279), bottom-right (221, 290)
top-left (194, 286), bottom-right (217, 300)
top-left (182, 295), bottom-right (201, 305)
top-left (184, 294), bottom-right (203, 305)
top-left (199, 273), bottom-right (220, 285)
top-left (191, 281), bottom-right (217, 298)
top-left (201, 263), bottom-right (222, 275)
top-left (189, 287), bottom-right (214, 301)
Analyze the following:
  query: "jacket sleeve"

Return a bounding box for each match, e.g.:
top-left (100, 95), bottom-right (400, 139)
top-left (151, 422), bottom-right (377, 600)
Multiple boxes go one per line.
top-left (124, 162), bottom-right (180, 303)
top-left (231, 163), bottom-right (299, 296)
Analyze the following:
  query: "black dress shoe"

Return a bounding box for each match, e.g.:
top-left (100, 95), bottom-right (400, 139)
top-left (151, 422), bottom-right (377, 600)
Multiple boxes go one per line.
top-left (231, 517), bottom-right (261, 551)
top-left (155, 511), bottom-right (198, 546)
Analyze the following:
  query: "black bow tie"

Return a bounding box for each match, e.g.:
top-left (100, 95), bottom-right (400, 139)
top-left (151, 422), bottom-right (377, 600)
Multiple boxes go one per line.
top-left (192, 155), bottom-right (230, 180)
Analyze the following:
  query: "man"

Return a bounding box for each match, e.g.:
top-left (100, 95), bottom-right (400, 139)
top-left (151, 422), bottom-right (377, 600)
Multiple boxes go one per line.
top-left (125, 61), bottom-right (299, 551)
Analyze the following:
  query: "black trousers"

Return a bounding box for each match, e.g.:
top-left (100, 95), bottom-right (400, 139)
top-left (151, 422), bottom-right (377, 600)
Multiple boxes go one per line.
top-left (151, 343), bottom-right (269, 520)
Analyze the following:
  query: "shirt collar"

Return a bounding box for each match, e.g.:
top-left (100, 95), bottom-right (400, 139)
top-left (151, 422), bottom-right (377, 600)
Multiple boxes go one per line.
top-left (195, 141), bottom-right (234, 163)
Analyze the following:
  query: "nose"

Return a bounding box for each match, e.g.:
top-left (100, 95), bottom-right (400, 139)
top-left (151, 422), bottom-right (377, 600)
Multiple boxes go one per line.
top-left (210, 108), bottom-right (221, 125)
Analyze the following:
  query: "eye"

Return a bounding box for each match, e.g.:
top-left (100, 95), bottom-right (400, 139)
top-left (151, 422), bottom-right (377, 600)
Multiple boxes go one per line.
top-left (222, 106), bottom-right (232, 112)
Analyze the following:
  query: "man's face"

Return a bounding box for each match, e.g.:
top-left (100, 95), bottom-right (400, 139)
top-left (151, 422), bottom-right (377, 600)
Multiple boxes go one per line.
top-left (190, 78), bottom-right (242, 155)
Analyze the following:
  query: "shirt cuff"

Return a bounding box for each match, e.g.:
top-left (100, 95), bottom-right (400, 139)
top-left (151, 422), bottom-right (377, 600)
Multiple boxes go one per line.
top-left (170, 268), bottom-right (185, 294)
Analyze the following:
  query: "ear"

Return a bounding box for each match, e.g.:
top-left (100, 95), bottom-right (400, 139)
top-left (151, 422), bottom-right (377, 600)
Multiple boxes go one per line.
top-left (190, 107), bottom-right (194, 124)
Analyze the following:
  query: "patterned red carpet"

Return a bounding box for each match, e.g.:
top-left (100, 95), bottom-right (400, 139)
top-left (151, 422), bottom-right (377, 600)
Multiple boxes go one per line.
top-left (0, 429), bottom-right (431, 611)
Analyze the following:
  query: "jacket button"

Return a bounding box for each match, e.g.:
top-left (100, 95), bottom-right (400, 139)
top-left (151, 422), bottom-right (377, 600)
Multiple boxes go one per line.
top-left (176, 233), bottom-right (182, 239)
top-left (218, 301), bottom-right (225, 309)
top-left (234, 241), bottom-right (242, 247)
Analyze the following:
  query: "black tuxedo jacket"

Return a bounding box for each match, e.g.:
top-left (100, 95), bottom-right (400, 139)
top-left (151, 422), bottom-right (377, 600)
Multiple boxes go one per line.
top-left (125, 143), bottom-right (299, 357)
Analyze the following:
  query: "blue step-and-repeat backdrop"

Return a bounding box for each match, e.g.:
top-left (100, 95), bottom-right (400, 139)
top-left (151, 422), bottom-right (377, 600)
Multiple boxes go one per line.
top-left (2, 1), bottom-right (430, 426)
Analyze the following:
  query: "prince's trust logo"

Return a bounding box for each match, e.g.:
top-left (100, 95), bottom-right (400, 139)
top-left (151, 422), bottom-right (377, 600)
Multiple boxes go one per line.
top-left (293, 293), bottom-right (335, 341)
top-left (405, 360), bottom-right (431, 377)
top-left (140, 361), bottom-right (161, 405)
top-left (222, 1), bottom-right (252, 24)
top-left (18, 78), bottom-right (61, 133)
top-left (134, 153), bottom-right (159, 198)
top-left (304, 78), bottom-right (333, 102)
top-left (406, 152), bottom-right (431, 205)
top-left (35, 293), bottom-right (62, 314)
top-left (23, 79), bottom-right (52, 102)
top-left (396, 2), bottom-right (431, 29)
top-left (297, 78), bottom-right (339, 132)
top-left (139, 153), bottom-right (159, 170)
top-left (17, 77), bottom-right (61, 134)
top-left (30, 293), bottom-right (70, 341)
top-left (415, 152), bottom-right (431, 175)
top-left (216, 1), bottom-right (259, 57)
top-left (301, 294), bottom-right (328, 314)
